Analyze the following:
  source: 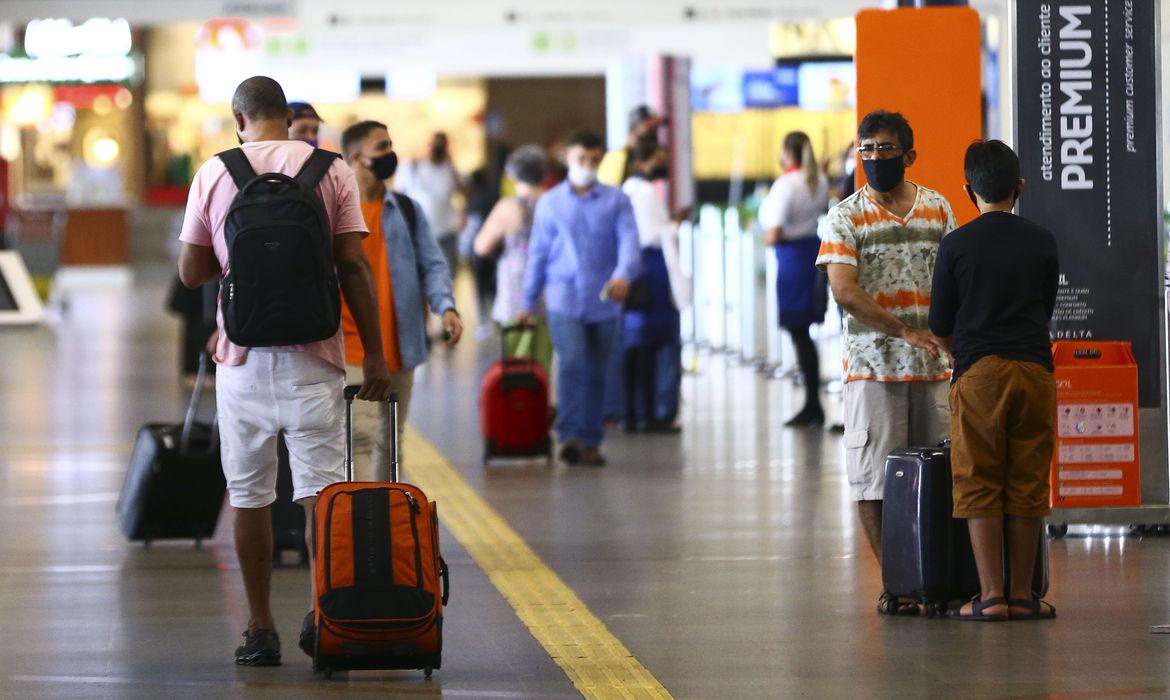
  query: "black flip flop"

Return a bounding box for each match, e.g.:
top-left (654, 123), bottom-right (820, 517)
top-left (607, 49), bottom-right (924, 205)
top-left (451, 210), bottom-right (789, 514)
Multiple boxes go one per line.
top-left (946, 596), bottom-right (1009, 621)
top-left (1008, 597), bottom-right (1057, 620)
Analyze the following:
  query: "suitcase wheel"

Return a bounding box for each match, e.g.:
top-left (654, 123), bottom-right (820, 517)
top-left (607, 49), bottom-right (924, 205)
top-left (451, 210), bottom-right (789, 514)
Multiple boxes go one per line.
top-left (877, 593), bottom-right (899, 615)
top-left (424, 666), bottom-right (433, 679)
top-left (924, 601), bottom-right (947, 619)
top-left (1046, 524), bottom-right (1068, 539)
top-left (483, 438), bottom-right (495, 466)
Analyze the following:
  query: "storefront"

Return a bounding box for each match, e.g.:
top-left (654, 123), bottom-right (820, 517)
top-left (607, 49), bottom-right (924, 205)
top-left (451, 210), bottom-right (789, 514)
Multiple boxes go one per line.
top-left (141, 17), bottom-right (489, 206)
top-left (0, 17), bottom-right (143, 270)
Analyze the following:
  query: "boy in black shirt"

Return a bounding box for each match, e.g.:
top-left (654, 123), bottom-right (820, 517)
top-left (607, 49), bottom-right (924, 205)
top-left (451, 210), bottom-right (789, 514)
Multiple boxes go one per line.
top-left (929, 140), bottom-right (1059, 621)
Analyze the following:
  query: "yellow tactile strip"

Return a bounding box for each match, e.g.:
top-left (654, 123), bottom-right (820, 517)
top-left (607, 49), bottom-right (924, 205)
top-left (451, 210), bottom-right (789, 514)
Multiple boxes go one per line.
top-left (403, 427), bottom-right (673, 700)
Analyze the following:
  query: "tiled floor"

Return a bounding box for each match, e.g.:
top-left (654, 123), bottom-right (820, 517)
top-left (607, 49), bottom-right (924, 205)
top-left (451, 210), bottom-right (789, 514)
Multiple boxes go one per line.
top-left (3, 264), bottom-right (1170, 699)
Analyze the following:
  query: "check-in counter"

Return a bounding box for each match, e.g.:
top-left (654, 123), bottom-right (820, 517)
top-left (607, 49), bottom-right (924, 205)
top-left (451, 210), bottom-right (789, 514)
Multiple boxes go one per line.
top-left (60, 207), bottom-right (129, 265)
top-left (8, 205), bottom-right (129, 268)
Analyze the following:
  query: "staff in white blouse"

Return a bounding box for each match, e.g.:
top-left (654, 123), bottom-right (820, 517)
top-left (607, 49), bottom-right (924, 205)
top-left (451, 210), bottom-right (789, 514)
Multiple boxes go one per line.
top-left (619, 141), bottom-right (692, 432)
top-left (758, 131), bottom-right (831, 428)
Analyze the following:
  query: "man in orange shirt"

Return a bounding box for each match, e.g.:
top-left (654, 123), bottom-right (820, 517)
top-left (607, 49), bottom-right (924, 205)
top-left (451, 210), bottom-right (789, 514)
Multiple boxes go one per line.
top-left (339, 120), bottom-right (463, 480)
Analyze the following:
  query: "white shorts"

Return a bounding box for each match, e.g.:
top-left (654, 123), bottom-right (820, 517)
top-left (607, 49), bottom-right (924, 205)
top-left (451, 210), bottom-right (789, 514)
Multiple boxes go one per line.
top-left (215, 350), bottom-right (345, 508)
top-left (842, 379), bottom-right (950, 501)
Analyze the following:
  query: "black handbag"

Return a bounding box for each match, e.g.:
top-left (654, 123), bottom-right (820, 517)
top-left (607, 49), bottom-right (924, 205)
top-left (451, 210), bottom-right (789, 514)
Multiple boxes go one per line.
top-left (623, 276), bottom-right (652, 311)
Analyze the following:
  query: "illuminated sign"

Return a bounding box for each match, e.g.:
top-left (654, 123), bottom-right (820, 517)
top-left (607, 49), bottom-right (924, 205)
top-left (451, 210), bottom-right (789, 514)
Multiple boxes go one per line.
top-left (0, 54), bottom-right (137, 84)
top-left (0, 18), bottom-right (136, 83)
top-left (25, 18), bottom-right (132, 58)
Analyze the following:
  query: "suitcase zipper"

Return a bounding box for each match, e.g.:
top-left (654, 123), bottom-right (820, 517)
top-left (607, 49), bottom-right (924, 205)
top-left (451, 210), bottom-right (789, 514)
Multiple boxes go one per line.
top-left (321, 612), bottom-right (438, 641)
top-left (403, 492), bottom-right (424, 591)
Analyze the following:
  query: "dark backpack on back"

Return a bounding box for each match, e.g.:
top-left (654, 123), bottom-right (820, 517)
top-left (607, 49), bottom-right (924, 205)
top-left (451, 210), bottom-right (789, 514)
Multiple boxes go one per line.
top-left (217, 147), bottom-right (341, 347)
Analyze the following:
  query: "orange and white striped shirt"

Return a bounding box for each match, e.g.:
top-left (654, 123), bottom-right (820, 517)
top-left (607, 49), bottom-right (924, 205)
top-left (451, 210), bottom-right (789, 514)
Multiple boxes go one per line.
top-left (816, 183), bottom-right (956, 383)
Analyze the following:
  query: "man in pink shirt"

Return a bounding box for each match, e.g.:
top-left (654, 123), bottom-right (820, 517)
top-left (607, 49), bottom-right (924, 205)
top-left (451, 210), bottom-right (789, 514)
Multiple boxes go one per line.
top-left (177, 76), bottom-right (392, 667)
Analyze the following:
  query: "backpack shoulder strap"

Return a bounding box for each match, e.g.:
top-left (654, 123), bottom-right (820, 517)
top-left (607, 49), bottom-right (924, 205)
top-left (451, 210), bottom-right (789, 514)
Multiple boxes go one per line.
top-left (294, 148), bottom-right (340, 190)
top-left (216, 148), bottom-right (256, 190)
top-left (390, 192), bottom-right (418, 237)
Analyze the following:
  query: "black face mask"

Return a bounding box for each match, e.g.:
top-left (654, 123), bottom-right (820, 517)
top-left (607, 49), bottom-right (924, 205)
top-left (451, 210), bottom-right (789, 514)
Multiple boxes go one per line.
top-left (368, 151), bottom-right (398, 181)
top-left (648, 164), bottom-right (670, 180)
top-left (862, 156), bottom-right (905, 193)
top-left (431, 145), bottom-right (447, 161)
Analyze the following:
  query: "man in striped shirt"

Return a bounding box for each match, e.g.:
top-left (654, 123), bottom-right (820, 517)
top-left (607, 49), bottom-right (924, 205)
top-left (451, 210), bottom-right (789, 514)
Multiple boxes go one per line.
top-left (816, 110), bottom-right (956, 615)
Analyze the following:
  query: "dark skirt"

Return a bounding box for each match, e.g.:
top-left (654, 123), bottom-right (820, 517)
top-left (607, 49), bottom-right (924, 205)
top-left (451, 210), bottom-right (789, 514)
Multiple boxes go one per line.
top-left (624, 247), bottom-right (680, 348)
top-left (775, 236), bottom-right (827, 330)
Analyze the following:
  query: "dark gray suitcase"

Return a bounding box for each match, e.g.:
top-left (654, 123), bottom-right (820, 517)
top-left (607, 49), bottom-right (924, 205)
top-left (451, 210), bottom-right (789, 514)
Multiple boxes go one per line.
top-left (116, 355), bottom-right (225, 546)
top-left (272, 434), bottom-right (309, 566)
top-left (881, 445), bottom-right (1048, 617)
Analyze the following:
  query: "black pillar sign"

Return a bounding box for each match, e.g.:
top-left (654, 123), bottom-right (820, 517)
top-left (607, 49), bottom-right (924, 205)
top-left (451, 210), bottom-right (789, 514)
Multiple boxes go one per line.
top-left (1016, 0), bottom-right (1163, 407)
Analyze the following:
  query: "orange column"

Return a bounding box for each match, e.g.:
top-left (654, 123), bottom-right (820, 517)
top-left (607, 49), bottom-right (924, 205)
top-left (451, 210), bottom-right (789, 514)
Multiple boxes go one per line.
top-left (855, 7), bottom-right (983, 225)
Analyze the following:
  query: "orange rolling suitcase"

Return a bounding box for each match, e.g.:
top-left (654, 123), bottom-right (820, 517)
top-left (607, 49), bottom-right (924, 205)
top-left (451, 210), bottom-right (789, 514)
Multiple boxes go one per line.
top-left (311, 386), bottom-right (449, 678)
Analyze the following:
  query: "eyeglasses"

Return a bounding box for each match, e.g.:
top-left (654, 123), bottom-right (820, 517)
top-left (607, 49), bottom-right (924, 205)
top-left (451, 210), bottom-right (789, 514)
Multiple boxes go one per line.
top-left (856, 143), bottom-right (903, 158)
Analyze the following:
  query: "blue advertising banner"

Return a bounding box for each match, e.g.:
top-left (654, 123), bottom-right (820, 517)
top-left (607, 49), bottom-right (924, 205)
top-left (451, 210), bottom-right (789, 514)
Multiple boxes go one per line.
top-left (742, 66), bottom-right (799, 108)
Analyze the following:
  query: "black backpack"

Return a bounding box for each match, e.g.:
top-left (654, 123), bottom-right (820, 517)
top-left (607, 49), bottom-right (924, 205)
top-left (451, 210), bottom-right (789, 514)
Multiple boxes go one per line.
top-left (217, 147), bottom-right (341, 347)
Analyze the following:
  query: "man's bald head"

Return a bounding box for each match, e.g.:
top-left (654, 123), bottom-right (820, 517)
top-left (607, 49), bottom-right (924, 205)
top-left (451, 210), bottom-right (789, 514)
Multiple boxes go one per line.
top-left (231, 76), bottom-right (288, 123)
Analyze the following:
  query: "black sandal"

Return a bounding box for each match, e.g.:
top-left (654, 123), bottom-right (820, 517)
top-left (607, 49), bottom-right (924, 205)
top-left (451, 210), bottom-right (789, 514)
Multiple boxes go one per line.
top-left (877, 591), bottom-right (921, 616)
top-left (946, 596), bottom-right (1009, 622)
top-left (1008, 597), bottom-right (1056, 620)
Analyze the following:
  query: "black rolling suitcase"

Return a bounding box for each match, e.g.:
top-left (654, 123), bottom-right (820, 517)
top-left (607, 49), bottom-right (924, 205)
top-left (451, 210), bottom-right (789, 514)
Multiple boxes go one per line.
top-left (272, 434), bottom-right (309, 566)
top-left (881, 445), bottom-right (1049, 617)
top-left (117, 355), bottom-right (226, 546)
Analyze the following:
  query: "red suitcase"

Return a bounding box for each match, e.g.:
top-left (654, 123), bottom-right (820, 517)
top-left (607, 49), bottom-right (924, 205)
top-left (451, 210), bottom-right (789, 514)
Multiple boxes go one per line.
top-left (481, 324), bottom-right (553, 464)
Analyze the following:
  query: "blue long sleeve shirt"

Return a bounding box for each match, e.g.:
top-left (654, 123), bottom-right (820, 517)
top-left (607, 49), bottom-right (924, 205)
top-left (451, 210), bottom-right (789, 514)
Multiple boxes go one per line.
top-left (382, 192), bottom-right (456, 369)
top-left (521, 180), bottom-right (641, 323)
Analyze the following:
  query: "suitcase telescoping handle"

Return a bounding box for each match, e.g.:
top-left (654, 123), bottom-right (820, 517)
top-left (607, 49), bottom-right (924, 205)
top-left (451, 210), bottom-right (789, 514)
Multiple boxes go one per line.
top-left (343, 385), bottom-right (400, 482)
top-left (179, 352), bottom-right (217, 455)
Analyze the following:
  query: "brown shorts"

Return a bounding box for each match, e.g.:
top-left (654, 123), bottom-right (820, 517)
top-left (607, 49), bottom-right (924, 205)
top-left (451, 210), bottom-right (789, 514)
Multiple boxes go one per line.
top-left (950, 356), bottom-right (1056, 519)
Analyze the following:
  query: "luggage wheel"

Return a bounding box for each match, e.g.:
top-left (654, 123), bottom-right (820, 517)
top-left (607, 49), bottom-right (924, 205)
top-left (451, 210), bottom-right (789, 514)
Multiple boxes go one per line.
top-left (424, 666), bottom-right (433, 679)
top-left (1046, 524), bottom-right (1068, 539)
top-left (924, 601), bottom-right (947, 619)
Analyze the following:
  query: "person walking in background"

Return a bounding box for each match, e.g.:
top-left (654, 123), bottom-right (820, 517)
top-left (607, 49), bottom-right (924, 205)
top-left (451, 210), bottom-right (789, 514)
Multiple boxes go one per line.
top-left (598, 106), bottom-right (666, 424)
top-left (929, 140), bottom-right (1058, 621)
top-left (474, 144), bottom-right (553, 372)
top-left (759, 131), bottom-right (831, 427)
top-left (287, 101), bottom-right (323, 147)
top-left (398, 131), bottom-right (469, 277)
top-left (815, 110), bottom-right (955, 615)
top-left (460, 168), bottom-right (500, 339)
top-left (338, 119), bottom-right (463, 482)
top-left (620, 140), bottom-right (691, 433)
top-left (599, 105), bottom-right (666, 186)
top-left (176, 76), bottom-right (393, 666)
top-left (517, 131), bottom-right (640, 466)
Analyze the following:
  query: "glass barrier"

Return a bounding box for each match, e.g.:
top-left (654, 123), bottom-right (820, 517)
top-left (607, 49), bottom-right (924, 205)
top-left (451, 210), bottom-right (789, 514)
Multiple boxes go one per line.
top-left (684, 205), bottom-right (845, 396)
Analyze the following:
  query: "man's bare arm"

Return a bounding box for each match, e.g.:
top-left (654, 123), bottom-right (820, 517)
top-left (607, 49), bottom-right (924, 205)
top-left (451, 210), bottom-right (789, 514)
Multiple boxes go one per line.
top-left (177, 243), bottom-right (220, 289)
top-left (825, 262), bottom-right (945, 359)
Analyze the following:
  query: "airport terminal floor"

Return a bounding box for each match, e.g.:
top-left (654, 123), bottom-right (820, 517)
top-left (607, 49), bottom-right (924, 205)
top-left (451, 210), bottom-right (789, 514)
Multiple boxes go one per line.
top-left (4, 264), bottom-right (1170, 700)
